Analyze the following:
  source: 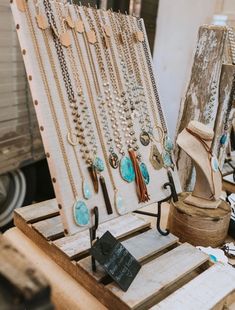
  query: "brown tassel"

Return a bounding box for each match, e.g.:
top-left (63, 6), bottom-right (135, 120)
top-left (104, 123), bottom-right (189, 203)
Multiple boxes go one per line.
top-left (88, 165), bottom-right (99, 193)
top-left (129, 150), bottom-right (150, 203)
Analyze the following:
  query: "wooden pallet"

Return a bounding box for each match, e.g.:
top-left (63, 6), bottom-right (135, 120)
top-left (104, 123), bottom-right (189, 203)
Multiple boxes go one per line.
top-left (14, 199), bottom-right (235, 310)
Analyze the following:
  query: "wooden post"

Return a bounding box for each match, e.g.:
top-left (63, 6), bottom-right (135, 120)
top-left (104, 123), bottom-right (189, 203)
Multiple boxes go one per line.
top-left (175, 25), bottom-right (234, 191)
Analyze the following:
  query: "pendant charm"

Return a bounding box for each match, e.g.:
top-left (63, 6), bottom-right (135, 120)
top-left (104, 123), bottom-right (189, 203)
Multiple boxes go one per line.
top-left (73, 200), bottom-right (90, 226)
top-left (120, 156), bottom-right (135, 183)
top-left (94, 157), bottom-right (105, 172)
top-left (114, 192), bottom-right (126, 215)
top-left (35, 14), bottom-right (49, 30)
top-left (100, 176), bottom-right (113, 215)
top-left (88, 165), bottom-right (99, 193)
top-left (140, 163), bottom-right (150, 185)
top-left (104, 25), bottom-right (111, 37)
top-left (109, 153), bottom-right (119, 169)
top-left (66, 16), bottom-right (75, 28)
top-left (16, 0), bottom-right (26, 12)
top-left (75, 20), bottom-right (84, 33)
top-left (134, 31), bottom-right (144, 42)
top-left (211, 156), bottom-right (219, 172)
top-left (87, 30), bottom-right (96, 44)
top-left (67, 131), bottom-right (79, 146)
top-left (82, 180), bottom-right (92, 200)
top-left (163, 151), bottom-right (173, 168)
top-left (140, 131), bottom-right (150, 146)
top-left (164, 136), bottom-right (174, 152)
top-left (149, 144), bottom-right (164, 170)
top-left (60, 31), bottom-right (71, 47)
top-left (220, 133), bottom-right (227, 145)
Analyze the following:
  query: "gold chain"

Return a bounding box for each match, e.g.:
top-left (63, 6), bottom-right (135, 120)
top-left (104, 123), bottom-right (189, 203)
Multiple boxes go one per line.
top-left (128, 15), bottom-right (164, 142)
top-left (34, 0), bottom-right (85, 184)
top-left (25, 1), bottom-right (77, 198)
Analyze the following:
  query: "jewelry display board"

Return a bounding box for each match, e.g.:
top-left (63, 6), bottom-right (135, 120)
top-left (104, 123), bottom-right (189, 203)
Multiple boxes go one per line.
top-left (11, 0), bottom-right (181, 235)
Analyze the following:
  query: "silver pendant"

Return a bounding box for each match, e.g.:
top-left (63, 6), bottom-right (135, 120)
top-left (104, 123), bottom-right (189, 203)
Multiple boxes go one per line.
top-left (140, 131), bottom-right (150, 146)
top-left (149, 144), bottom-right (164, 170)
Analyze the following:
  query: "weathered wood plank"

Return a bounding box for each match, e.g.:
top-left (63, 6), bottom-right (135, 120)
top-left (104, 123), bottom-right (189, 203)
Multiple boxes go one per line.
top-left (152, 264), bottom-right (235, 310)
top-left (107, 243), bottom-right (209, 309)
top-left (175, 25), bottom-right (229, 191)
top-left (15, 198), bottom-right (59, 223)
top-left (54, 214), bottom-right (150, 259)
top-left (0, 234), bottom-right (53, 309)
top-left (78, 230), bottom-right (178, 282)
top-left (32, 216), bottom-right (64, 241)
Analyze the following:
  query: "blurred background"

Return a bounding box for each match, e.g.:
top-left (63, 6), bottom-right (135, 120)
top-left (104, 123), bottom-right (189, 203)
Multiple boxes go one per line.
top-left (0, 0), bottom-right (234, 230)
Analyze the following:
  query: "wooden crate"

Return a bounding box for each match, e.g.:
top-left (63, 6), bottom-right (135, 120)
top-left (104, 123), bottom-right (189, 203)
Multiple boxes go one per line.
top-left (14, 200), bottom-right (235, 310)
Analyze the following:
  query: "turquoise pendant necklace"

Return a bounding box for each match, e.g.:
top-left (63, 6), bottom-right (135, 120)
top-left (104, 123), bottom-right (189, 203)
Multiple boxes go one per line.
top-left (73, 199), bottom-right (90, 226)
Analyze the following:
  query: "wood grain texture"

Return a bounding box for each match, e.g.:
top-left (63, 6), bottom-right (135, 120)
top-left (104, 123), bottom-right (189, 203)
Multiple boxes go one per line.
top-left (54, 214), bottom-right (150, 259)
top-left (152, 264), bottom-right (235, 310)
top-left (16, 198), bottom-right (59, 223)
top-left (175, 25), bottom-right (230, 191)
top-left (107, 243), bottom-right (209, 309)
top-left (0, 1), bottom-right (44, 174)
top-left (168, 192), bottom-right (231, 247)
top-left (0, 234), bottom-right (53, 309)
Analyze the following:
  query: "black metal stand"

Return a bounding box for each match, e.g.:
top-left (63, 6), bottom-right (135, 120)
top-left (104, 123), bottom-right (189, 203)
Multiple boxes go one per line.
top-left (89, 206), bottom-right (99, 272)
top-left (134, 170), bottom-right (178, 236)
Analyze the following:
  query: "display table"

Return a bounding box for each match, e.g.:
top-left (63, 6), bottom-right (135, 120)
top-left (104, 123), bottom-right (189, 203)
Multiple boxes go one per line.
top-left (4, 204), bottom-right (169, 310)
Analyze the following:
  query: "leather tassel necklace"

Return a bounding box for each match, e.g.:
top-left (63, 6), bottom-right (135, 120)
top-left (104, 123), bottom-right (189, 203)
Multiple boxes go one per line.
top-left (129, 149), bottom-right (150, 203)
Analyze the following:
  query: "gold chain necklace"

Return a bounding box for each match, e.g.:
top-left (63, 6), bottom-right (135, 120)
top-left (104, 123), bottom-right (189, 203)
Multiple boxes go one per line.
top-left (33, 0), bottom-right (93, 202)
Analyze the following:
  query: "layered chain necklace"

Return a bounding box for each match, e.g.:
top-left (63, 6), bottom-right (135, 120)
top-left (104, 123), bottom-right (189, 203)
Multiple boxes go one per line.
top-left (97, 9), bottom-right (150, 202)
top-left (24, 0), bottom-right (90, 227)
top-left (43, 0), bottom-right (114, 215)
top-left (219, 27), bottom-right (235, 149)
top-left (136, 17), bottom-right (174, 169)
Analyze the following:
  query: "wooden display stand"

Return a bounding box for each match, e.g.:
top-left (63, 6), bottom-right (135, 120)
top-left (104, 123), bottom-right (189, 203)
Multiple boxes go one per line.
top-left (14, 199), bottom-right (235, 309)
top-left (167, 192), bottom-right (231, 247)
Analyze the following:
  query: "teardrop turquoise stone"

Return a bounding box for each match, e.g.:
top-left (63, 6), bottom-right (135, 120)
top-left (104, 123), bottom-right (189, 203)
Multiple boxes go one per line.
top-left (163, 152), bottom-right (173, 167)
top-left (211, 156), bottom-right (219, 172)
top-left (140, 162), bottom-right (150, 185)
top-left (120, 156), bottom-right (135, 183)
top-left (164, 136), bottom-right (174, 152)
top-left (94, 157), bottom-right (104, 172)
top-left (83, 181), bottom-right (92, 200)
top-left (220, 134), bottom-right (227, 145)
top-left (73, 200), bottom-right (90, 226)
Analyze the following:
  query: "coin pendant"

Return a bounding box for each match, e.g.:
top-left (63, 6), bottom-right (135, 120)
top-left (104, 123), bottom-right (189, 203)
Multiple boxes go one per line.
top-left (140, 131), bottom-right (150, 146)
top-left (109, 153), bottom-right (119, 169)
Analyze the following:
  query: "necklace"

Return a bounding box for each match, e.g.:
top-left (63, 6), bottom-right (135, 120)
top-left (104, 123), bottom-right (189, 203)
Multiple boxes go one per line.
top-left (34, 0), bottom-right (92, 202)
top-left (127, 15), bottom-right (166, 171)
top-left (78, 6), bottom-right (123, 170)
top-left (220, 27), bottom-right (235, 148)
top-left (136, 17), bottom-right (174, 169)
top-left (186, 127), bottom-right (220, 199)
top-left (53, 0), bottom-right (115, 215)
top-left (25, 0), bottom-right (90, 227)
top-left (75, 4), bottom-right (127, 215)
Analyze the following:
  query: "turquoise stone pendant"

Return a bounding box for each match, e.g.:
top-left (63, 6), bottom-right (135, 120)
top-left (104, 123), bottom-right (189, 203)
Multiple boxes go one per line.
top-left (82, 180), bottom-right (92, 200)
top-left (164, 136), bottom-right (174, 152)
top-left (73, 200), bottom-right (90, 226)
top-left (140, 162), bottom-right (150, 185)
top-left (114, 192), bottom-right (126, 215)
top-left (163, 152), bottom-right (173, 168)
top-left (94, 157), bottom-right (105, 172)
top-left (220, 133), bottom-right (227, 145)
top-left (211, 156), bottom-right (219, 172)
top-left (120, 156), bottom-right (135, 183)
